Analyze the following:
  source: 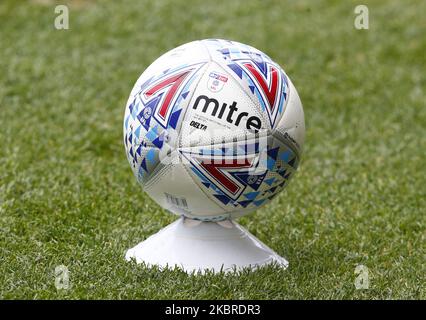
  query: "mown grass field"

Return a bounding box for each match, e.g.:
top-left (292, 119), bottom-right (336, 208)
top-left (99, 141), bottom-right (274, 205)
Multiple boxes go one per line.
top-left (0, 0), bottom-right (425, 299)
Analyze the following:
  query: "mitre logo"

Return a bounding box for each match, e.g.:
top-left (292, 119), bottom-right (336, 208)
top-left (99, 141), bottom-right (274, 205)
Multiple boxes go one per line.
top-left (192, 95), bottom-right (262, 132)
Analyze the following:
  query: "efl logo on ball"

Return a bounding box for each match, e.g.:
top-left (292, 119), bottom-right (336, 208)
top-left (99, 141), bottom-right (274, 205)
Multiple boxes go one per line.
top-left (123, 39), bottom-right (305, 221)
top-left (208, 71), bottom-right (228, 92)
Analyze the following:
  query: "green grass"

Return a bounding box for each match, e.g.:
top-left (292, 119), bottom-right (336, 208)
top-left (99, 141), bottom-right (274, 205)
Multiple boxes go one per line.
top-left (0, 0), bottom-right (425, 299)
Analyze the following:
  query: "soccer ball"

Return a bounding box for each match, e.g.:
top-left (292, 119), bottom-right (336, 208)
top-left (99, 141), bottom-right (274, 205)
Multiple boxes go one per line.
top-left (123, 39), bottom-right (305, 221)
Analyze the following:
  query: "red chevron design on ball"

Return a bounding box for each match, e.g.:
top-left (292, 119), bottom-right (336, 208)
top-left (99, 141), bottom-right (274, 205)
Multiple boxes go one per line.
top-left (199, 158), bottom-right (253, 195)
top-left (243, 62), bottom-right (279, 113)
top-left (144, 69), bottom-right (193, 120)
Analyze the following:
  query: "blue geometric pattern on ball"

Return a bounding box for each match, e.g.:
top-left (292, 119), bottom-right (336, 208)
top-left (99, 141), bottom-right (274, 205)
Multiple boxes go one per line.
top-left (124, 63), bottom-right (204, 184)
top-left (182, 139), bottom-right (299, 210)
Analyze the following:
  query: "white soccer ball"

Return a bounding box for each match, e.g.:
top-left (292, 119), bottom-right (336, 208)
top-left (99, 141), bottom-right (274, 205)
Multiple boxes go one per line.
top-left (124, 39), bottom-right (305, 221)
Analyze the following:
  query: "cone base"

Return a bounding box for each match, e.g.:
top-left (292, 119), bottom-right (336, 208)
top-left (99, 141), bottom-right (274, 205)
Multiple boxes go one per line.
top-left (125, 217), bottom-right (288, 274)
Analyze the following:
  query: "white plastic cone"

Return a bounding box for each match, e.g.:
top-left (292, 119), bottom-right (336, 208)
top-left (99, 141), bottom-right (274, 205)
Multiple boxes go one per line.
top-left (125, 217), bottom-right (288, 273)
